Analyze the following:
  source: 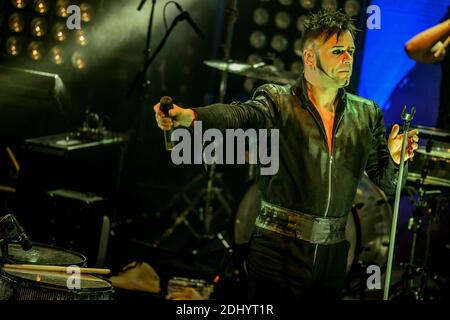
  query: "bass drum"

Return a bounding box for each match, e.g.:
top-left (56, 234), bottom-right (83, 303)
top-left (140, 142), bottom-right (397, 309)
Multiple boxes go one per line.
top-left (345, 174), bottom-right (392, 288)
top-left (234, 174), bottom-right (392, 281)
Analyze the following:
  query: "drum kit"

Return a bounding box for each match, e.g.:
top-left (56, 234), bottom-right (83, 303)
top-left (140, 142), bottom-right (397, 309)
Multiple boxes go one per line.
top-left (389, 125), bottom-right (450, 300)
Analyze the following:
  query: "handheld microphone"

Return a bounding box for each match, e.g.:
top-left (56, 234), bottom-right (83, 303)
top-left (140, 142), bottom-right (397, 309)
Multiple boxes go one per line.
top-left (160, 96), bottom-right (174, 151)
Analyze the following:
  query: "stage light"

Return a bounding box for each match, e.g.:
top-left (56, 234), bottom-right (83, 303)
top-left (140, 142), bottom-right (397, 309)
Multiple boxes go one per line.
top-left (49, 46), bottom-right (64, 64)
top-left (321, 0), bottom-right (337, 12)
top-left (30, 17), bottom-right (47, 37)
top-left (250, 31), bottom-right (266, 49)
top-left (253, 8), bottom-right (269, 26)
top-left (273, 57), bottom-right (285, 71)
top-left (80, 3), bottom-right (93, 23)
top-left (247, 53), bottom-right (262, 65)
top-left (344, 0), bottom-right (360, 18)
top-left (290, 61), bottom-right (303, 74)
top-left (8, 13), bottom-right (25, 33)
top-left (300, 0), bottom-right (316, 10)
top-left (275, 11), bottom-right (291, 29)
top-left (279, 0), bottom-right (294, 6)
top-left (27, 41), bottom-right (44, 60)
top-left (6, 36), bottom-right (22, 56)
top-left (296, 15), bottom-right (307, 33)
top-left (271, 34), bottom-right (288, 52)
top-left (72, 51), bottom-right (87, 69)
top-left (11, 0), bottom-right (27, 9)
top-left (75, 29), bottom-right (88, 46)
top-left (55, 0), bottom-right (70, 18)
top-left (52, 22), bottom-right (67, 41)
top-left (34, 0), bottom-right (49, 14)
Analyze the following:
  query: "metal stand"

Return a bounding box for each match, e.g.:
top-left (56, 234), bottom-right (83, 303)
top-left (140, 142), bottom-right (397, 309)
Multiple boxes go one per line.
top-left (198, 0), bottom-right (239, 238)
top-left (158, 171), bottom-right (234, 242)
top-left (384, 106), bottom-right (416, 300)
top-left (158, 0), bottom-right (240, 243)
top-left (154, 2), bottom-right (241, 264)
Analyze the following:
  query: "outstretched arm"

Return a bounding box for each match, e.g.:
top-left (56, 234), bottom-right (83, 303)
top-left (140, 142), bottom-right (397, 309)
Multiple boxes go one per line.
top-left (154, 85), bottom-right (280, 132)
top-left (404, 19), bottom-right (450, 64)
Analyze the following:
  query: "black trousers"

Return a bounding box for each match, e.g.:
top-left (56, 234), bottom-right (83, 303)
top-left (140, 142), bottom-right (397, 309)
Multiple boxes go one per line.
top-left (246, 227), bottom-right (350, 301)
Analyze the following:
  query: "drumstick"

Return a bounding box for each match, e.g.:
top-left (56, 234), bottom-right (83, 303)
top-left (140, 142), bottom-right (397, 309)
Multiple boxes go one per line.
top-left (434, 35), bottom-right (450, 58)
top-left (2, 264), bottom-right (111, 275)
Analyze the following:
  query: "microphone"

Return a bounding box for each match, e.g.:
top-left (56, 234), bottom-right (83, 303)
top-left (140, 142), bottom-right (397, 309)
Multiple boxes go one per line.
top-left (0, 214), bottom-right (32, 251)
top-left (175, 7), bottom-right (205, 40)
top-left (15, 217), bottom-right (32, 251)
top-left (160, 96), bottom-right (174, 151)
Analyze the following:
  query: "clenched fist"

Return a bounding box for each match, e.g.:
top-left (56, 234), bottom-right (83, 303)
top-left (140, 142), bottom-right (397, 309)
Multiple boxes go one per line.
top-left (153, 102), bottom-right (196, 131)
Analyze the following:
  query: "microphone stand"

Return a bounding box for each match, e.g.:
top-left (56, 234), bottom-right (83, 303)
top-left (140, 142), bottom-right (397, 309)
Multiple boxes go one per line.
top-left (218, 0), bottom-right (239, 103)
top-left (144, 0), bottom-right (157, 61)
top-left (128, 0), bottom-right (156, 142)
top-left (383, 106), bottom-right (416, 300)
top-left (128, 10), bottom-right (194, 99)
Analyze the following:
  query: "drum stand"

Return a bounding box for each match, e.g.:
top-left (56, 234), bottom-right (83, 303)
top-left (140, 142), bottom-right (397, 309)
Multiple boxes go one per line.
top-left (157, 164), bottom-right (235, 243)
top-left (397, 189), bottom-right (427, 300)
top-left (394, 175), bottom-right (443, 300)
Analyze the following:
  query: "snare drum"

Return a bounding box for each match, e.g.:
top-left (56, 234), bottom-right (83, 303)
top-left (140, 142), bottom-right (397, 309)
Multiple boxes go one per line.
top-left (0, 267), bottom-right (114, 300)
top-left (408, 144), bottom-right (450, 188)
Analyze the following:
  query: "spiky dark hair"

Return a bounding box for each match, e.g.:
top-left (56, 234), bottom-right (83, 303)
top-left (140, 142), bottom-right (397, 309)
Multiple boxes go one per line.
top-left (301, 10), bottom-right (358, 50)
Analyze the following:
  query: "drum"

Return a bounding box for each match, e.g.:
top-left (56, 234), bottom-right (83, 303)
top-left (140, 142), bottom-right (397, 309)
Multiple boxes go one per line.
top-left (3, 243), bottom-right (87, 266)
top-left (0, 267), bottom-right (114, 300)
top-left (234, 183), bottom-right (261, 246)
top-left (408, 144), bottom-right (450, 188)
top-left (233, 174), bottom-right (392, 281)
top-left (0, 242), bottom-right (112, 300)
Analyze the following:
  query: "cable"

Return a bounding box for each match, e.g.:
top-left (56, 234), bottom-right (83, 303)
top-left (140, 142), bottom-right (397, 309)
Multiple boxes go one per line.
top-left (163, 1), bottom-right (183, 32)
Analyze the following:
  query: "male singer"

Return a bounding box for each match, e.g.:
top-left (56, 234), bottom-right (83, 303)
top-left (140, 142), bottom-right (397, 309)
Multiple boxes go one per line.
top-left (154, 10), bottom-right (419, 300)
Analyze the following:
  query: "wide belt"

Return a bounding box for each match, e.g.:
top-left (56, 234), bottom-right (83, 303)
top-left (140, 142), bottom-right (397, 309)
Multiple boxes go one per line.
top-left (255, 200), bottom-right (348, 245)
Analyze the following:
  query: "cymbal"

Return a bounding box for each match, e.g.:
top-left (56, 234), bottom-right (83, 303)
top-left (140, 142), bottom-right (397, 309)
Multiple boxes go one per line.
top-left (204, 60), bottom-right (299, 85)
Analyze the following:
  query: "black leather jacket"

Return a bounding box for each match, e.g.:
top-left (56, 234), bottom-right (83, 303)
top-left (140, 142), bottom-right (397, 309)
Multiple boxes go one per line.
top-left (194, 78), bottom-right (404, 219)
